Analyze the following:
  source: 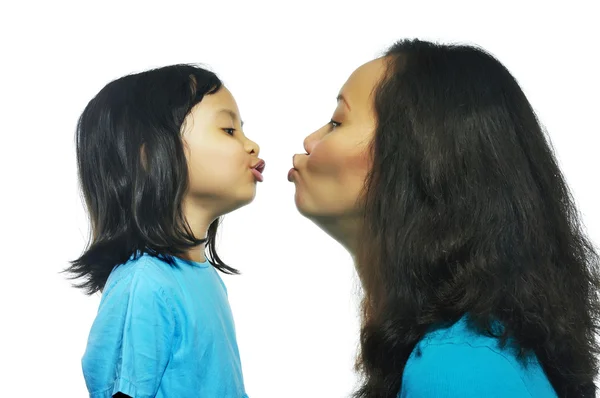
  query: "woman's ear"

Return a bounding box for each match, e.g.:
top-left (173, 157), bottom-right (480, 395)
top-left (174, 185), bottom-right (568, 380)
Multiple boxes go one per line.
top-left (140, 143), bottom-right (148, 170)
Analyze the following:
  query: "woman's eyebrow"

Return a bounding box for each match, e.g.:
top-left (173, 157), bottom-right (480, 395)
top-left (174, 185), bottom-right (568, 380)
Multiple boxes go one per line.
top-left (337, 94), bottom-right (351, 111)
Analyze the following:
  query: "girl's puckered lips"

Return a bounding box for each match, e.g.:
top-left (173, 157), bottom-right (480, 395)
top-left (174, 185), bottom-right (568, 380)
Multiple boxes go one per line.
top-left (251, 159), bottom-right (265, 182)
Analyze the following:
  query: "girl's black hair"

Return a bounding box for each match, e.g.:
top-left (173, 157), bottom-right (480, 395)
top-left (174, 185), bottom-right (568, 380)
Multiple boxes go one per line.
top-left (66, 64), bottom-right (237, 295)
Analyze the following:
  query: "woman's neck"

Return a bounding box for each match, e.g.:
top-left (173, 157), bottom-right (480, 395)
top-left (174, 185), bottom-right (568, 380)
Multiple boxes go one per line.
top-left (312, 215), bottom-right (362, 258)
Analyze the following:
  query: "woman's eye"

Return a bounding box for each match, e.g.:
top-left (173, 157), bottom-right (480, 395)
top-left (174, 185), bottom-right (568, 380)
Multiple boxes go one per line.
top-left (223, 128), bottom-right (235, 136)
top-left (329, 120), bottom-right (341, 130)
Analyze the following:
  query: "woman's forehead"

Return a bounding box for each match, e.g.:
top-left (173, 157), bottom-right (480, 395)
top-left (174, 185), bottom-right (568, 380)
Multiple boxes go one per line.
top-left (340, 57), bottom-right (388, 113)
top-left (340, 57), bottom-right (388, 110)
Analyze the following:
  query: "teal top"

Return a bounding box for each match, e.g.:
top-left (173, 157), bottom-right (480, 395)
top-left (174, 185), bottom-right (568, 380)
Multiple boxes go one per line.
top-left (399, 315), bottom-right (557, 397)
top-left (82, 253), bottom-right (248, 398)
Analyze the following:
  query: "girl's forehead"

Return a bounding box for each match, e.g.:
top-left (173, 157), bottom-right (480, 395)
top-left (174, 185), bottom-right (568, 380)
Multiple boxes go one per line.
top-left (194, 86), bottom-right (241, 115)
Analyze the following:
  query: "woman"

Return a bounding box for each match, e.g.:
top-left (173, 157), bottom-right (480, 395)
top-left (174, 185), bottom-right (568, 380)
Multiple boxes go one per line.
top-left (289, 39), bottom-right (600, 397)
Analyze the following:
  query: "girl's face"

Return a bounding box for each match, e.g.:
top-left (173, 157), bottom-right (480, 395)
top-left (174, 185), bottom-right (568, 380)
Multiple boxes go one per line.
top-left (183, 86), bottom-right (263, 217)
top-left (290, 58), bottom-right (386, 220)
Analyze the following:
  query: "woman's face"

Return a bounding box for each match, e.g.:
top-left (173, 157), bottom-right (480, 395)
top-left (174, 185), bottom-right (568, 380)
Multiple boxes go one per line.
top-left (290, 58), bottom-right (387, 221)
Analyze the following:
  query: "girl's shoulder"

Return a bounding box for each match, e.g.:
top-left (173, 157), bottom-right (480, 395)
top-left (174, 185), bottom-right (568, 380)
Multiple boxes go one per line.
top-left (103, 253), bottom-right (179, 296)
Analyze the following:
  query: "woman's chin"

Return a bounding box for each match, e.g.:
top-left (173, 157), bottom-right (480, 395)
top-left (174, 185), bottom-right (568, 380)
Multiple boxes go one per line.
top-left (294, 191), bottom-right (323, 220)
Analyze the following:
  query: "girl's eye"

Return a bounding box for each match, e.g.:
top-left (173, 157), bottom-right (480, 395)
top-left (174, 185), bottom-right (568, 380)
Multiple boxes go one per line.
top-left (329, 120), bottom-right (341, 130)
top-left (223, 128), bottom-right (235, 136)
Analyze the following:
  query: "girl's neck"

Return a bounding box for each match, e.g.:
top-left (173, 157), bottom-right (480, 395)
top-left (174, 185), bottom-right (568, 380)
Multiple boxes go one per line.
top-left (182, 198), bottom-right (214, 264)
top-left (182, 244), bottom-right (207, 263)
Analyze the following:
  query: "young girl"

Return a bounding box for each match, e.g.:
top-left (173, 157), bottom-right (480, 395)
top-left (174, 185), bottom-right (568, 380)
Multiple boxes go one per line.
top-left (66, 64), bottom-right (264, 398)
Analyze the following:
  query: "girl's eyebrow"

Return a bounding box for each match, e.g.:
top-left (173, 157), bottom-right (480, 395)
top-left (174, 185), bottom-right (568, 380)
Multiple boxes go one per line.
top-left (217, 109), bottom-right (244, 128)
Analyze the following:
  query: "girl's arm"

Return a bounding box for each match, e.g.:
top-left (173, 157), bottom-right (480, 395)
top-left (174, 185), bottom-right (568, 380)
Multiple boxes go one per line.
top-left (82, 269), bottom-right (176, 398)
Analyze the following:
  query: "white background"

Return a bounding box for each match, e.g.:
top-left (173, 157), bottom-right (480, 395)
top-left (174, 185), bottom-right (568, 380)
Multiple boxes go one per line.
top-left (1, 1), bottom-right (598, 397)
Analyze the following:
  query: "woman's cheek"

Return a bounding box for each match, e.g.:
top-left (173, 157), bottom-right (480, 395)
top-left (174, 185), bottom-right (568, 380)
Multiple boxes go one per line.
top-left (306, 141), bottom-right (338, 175)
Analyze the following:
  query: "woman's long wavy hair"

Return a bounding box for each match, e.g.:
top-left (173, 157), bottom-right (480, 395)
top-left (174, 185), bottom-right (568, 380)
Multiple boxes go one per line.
top-left (65, 64), bottom-right (237, 295)
top-left (355, 39), bottom-right (600, 397)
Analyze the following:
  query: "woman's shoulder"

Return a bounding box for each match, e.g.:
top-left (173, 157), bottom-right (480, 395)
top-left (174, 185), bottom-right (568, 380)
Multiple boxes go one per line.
top-left (420, 315), bottom-right (508, 350)
top-left (399, 316), bottom-right (557, 398)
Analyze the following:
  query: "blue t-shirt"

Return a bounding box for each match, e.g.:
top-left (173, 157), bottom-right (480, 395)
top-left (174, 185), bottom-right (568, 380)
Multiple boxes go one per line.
top-left (399, 315), bottom-right (557, 397)
top-left (82, 253), bottom-right (248, 398)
